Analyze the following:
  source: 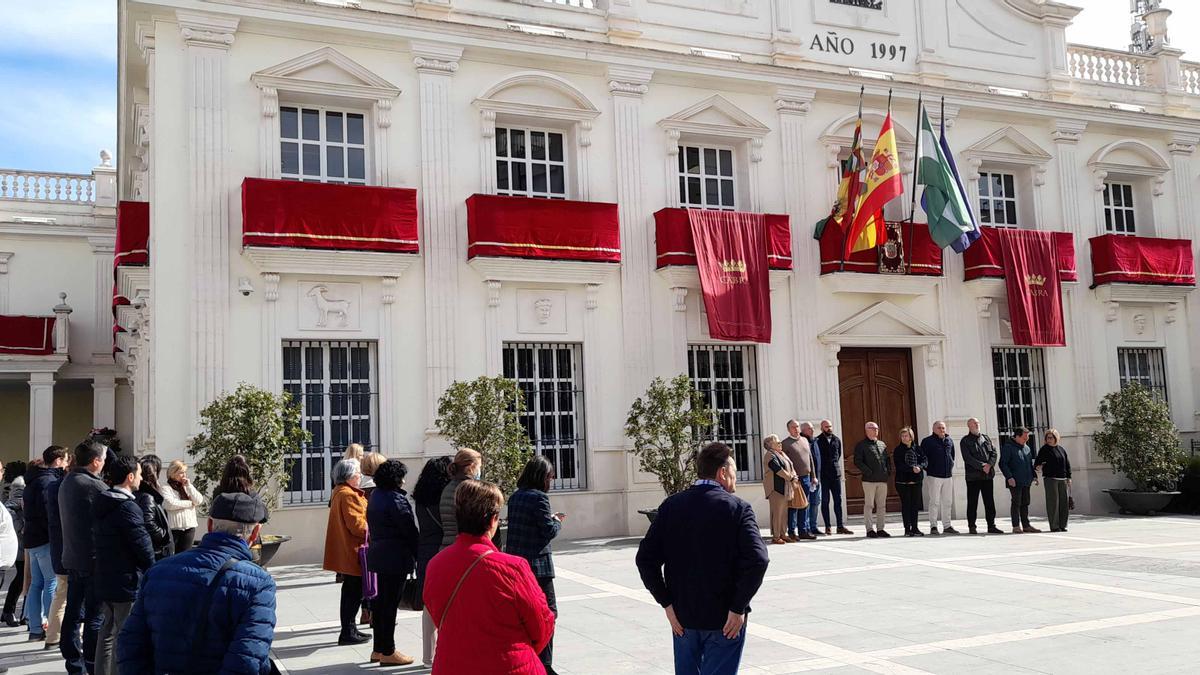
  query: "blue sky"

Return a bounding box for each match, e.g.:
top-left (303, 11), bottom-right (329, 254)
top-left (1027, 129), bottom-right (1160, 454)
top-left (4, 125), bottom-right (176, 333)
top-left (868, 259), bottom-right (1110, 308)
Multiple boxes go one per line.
top-left (0, 1), bottom-right (1196, 176)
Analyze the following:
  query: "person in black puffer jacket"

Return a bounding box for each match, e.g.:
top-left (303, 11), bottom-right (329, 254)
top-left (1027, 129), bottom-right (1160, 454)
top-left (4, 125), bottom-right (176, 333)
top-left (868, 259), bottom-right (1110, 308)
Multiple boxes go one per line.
top-left (134, 455), bottom-right (174, 561)
top-left (411, 455), bottom-right (452, 668)
top-left (92, 455), bottom-right (154, 675)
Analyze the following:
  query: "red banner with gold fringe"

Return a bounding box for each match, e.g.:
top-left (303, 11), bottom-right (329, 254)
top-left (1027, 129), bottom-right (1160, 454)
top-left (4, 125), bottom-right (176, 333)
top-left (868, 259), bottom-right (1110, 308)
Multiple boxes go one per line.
top-left (998, 229), bottom-right (1065, 347)
top-left (687, 209), bottom-right (771, 343)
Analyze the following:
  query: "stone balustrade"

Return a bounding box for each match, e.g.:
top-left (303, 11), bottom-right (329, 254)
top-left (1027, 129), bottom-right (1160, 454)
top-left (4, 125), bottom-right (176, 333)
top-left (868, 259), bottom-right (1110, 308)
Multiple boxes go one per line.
top-left (1182, 62), bottom-right (1200, 96)
top-left (0, 169), bottom-right (96, 203)
top-left (1067, 45), bottom-right (1153, 87)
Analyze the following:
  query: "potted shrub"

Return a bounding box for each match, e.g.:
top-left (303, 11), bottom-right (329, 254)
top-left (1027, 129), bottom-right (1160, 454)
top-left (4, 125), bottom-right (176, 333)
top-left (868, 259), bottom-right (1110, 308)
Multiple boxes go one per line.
top-left (624, 374), bottom-right (716, 523)
top-left (188, 383), bottom-right (309, 566)
top-left (1093, 383), bottom-right (1186, 516)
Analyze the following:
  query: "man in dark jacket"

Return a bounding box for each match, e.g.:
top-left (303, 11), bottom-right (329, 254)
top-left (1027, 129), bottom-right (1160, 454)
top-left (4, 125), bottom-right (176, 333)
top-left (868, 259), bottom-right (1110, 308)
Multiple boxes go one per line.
top-left (920, 421), bottom-right (958, 535)
top-left (961, 417), bottom-right (1004, 535)
top-left (853, 422), bottom-right (893, 538)
top-left (58, 441), bottom-right (108, 675)
top-left (45, 460), bottom-right (69, 649)
top-left (999, 427), bottom-right (1041, 534)
top-left (117, 492), bottom-right (276, 675)
top-left (814, 419), bottom-right (852, 536)
top-left (93, 455), bottom-right (154, 675)
top-left (636, 442), bottom-right (769, 675)
top-left (23, 445), bottom-right (67, 641)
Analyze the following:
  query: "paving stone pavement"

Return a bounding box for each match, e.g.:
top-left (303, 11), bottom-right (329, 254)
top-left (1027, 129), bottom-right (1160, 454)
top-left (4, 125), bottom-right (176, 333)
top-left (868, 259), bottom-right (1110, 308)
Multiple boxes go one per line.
top-left (1, 514), bottom-right (1198, 674)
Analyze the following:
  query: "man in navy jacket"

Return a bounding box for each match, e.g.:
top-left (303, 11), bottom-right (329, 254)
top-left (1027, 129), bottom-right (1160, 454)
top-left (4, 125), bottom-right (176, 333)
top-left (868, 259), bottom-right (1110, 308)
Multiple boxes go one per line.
top-left (636, 442), bottom-right (769, 675)
top-left (920, 421), bottom-right (959, 535)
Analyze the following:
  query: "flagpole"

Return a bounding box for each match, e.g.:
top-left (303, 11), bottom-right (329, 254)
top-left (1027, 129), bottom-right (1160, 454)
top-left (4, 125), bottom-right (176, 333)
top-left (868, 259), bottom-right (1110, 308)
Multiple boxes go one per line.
top-left (839, 85), bottom-right (864, 273)
top-left (904, 93), bottom-right (922, 272)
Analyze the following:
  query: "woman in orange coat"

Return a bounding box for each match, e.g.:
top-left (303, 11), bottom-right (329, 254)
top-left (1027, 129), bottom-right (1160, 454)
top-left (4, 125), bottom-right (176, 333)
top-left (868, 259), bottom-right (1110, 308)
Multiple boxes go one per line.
top-left (323, 457), bottom-right (369, 646)
top-left (424, 480), bottom-right (554, 675)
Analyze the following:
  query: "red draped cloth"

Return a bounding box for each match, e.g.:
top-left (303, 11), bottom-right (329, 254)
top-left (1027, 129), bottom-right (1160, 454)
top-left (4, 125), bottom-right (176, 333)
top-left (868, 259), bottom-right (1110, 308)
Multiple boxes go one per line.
top-left (466, 194), bottom-right (620, 262)
top-left (998, 229), bottom-right (1065, 347)
top-left (0, 316), bottom-right (55, 355)
top-left (113, 200), bottom-right (150, 352)
top-left (687, 209), bottom-right (771, 343)
top-left (963, 227), bottom-right (1076, 282)
top-left (241, 178), bottom-right (418, 253)
top-left (655, 208), bottom-right (791, 270)
top-left (1089, 234), bottom-right (1195, 287)
top-left (817, 220), bottom-right (942, 276)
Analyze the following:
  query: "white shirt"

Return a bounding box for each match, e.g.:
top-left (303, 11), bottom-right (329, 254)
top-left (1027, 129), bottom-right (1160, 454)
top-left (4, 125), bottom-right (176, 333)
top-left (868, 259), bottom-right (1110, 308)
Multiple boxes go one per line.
top-left (0, 506), bottom-right (18, 568)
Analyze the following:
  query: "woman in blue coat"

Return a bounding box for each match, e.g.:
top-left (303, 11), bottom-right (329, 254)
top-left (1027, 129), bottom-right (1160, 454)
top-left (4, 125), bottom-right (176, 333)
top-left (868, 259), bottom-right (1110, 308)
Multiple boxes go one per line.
top-left (365, 460), bottom-right (418, 667)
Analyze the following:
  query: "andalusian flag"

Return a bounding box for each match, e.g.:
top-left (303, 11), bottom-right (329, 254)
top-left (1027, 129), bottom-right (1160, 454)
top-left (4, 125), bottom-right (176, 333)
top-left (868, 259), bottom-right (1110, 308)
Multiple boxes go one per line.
top-left (918, 102), bottom-right (979, 251)
top-left (845, 106), bottom-right (903, 255)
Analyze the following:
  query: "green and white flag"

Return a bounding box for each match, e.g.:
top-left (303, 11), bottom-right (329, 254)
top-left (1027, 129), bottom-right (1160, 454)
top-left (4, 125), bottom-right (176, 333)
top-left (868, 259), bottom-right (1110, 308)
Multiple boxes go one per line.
top-left (917, 105), bottom-right (976, 250)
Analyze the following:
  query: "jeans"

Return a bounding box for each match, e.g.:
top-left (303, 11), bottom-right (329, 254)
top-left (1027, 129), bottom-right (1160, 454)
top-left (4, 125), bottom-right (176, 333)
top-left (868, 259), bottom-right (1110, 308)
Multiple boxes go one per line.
top-left (371, 573), bottom-right (404, 656)
top-left (861, 482), bottom-right (888, 532)
top-left (171, 528), bottom-right (196, 554)
top-left (802, 477), bottom-right (820, 534)
top-left (339, 574), bottom-right (363, 638)
top-left (926, 476), bottom-right (954, 528)
top-left (672, 624), bottom-right (747, 675)
top-left (1008, 484), bottom-right (1032, 528)
top-left (786, 508), bottom-right (802, 536)
top-left (26, 544), bottom-right (57, 635)
top-left (1045, 479), bottom-right (1070, 531)
top-left (966, 479), bottom-right (997, 530)
top-left (536, 577), bottom-right (558, 675)
top-left (62, 571), bottom-right (101, 675)
top-left (896, 482), bottom-right (922, 533)
top-left (94, 600), bottom-right (132, 675)
top-left (820, 476), bottom-right (844, 529)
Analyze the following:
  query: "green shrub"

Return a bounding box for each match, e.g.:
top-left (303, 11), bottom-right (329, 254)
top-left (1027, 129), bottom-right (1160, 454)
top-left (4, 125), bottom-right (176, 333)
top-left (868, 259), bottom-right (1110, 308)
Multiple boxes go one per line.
top-left (1093, 383), bottom-right (1186, 492)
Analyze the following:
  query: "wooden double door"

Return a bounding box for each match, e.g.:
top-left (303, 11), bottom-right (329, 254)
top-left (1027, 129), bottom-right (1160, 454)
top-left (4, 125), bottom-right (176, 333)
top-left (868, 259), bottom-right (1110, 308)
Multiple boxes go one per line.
top-left (837, 348), bottom-right (917, 515)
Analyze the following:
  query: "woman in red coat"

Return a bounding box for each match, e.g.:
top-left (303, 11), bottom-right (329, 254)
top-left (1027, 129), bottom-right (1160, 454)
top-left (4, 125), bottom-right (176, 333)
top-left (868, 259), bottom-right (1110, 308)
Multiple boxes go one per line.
top-left (423, 480), bottom-right (555, 675)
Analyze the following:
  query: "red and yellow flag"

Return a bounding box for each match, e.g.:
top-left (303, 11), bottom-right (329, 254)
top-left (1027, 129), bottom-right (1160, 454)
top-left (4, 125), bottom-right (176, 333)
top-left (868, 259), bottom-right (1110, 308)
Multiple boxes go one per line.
top-left (845, 110), bottom-right (904, 255)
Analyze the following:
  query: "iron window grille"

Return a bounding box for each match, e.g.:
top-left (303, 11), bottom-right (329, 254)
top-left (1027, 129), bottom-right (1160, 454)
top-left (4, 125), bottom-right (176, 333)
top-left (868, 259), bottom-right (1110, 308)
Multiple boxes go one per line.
top-left (992, 347), bottom-right (1051, 438)
top-left (1118, 347), bottom-right (1168, 403)
top-left (1103, 182), bottom-right (1137, 235)
top-left (280, 106), bottom-right (367, 185)
top-left (496, 127), bottom-right (568, 199)
top-left (503, 342), bottom-right (586, 490)
top-left (978, 172), bottom-right (1019, 227)
top-left (281, 340), bottom-right (378, 504)
top-left (688, 344), bottom-right (762, 481)
top-left (677, 144), bottom-right (736, 210)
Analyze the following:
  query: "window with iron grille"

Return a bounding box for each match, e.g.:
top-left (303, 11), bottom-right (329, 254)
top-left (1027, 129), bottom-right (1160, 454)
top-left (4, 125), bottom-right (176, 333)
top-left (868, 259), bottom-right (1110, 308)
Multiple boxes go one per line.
top-left (991, 347), bottom-right (1050, 437)
top-left (281, 341), bottom-right (378, 504)
top-left (280, 106), bottom-right (367, 185)
top-left (496, 127), bottom-right (567, 199)
top-left (503, 343), bottom-right (586, 490)
top-left (688, 344), bottom-right (761, 481)
top-left (678, 145), bottom-right (736, 210)
top-left (1103, 182), bottom-right (1137, 235)
top-left (1118, 347), bottom-right (1168, 403)
top-left (978, 172), bottom-right (1018, 227)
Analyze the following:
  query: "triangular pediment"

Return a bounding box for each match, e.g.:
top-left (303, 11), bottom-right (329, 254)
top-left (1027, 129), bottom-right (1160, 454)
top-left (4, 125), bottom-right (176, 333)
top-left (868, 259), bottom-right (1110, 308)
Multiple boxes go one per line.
top-left (252, 47), bottom-right (400, 99)
top-left (964, 126), bottom-right (1051, 164)
top-left (820, 301), bottom-right (943, 344)
top-left (659, 94), bottom-right (769, 138)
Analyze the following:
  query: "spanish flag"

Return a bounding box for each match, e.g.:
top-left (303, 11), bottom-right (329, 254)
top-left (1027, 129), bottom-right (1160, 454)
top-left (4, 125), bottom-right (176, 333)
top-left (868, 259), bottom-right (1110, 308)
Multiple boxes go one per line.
top-left (845, 108), bottom-right (904, 255)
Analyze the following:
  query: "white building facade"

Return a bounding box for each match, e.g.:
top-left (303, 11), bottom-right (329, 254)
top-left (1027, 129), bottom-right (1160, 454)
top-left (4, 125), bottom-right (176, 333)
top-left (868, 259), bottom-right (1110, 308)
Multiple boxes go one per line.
top-left (5, 0), bottom-right (1198, 564)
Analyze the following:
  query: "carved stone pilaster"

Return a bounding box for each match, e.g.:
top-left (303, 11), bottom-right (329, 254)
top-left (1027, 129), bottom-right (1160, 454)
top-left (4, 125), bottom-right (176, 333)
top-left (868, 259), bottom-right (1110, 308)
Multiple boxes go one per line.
top-left (484, 280), bottom-right (502, 377)
top-left (260, 273), bottom-right (280, 395)
top-left (671, 287), bottom-right (687, 313)
top-left (379, 276), bottom-right (399, 452)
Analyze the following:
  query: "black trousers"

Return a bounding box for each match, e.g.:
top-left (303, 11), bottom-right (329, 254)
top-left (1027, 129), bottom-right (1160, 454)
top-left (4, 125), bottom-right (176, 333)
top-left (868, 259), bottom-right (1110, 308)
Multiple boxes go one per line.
top-left (966, 480), bottom-right (997, 529)
top-left (339, 574), bottom-right (363, 637)
top-left (896, 482), bottom-right (922, 533)
top-left (372, 573), bottom-right (404, 656)
top-left (1008, 485), bottom-right (1032, 528)
top-left (820, 476), bottom-right (845, 528)
top-left (537, 576), bottom-right (558, 675)
top-left (3, 558), bottom-right (23, 615)
top-left (171, 528), bottom-right (196, 555)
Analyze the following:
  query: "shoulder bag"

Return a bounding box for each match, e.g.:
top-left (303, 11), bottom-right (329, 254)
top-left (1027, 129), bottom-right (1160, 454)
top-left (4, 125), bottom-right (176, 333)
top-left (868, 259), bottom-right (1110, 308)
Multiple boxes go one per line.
top-left (788, 481), bottom-right (809, 509)
top-left (185, 556), bottom-right (240, 673)
top-left (438, 549), bottom-right (493, 628)
top-left (359, 526), bottom-right (378, 600)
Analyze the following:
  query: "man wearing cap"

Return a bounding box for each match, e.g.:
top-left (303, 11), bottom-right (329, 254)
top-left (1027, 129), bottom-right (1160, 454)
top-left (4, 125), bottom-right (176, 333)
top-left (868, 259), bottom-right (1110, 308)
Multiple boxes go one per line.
top-left (116, 492), bottom-right (276, 675)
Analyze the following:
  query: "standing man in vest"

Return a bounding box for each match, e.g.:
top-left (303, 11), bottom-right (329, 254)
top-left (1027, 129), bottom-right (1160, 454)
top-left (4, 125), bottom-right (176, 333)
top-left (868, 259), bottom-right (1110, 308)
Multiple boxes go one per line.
top-left (921, 421), bottom-right (958, 535)
top-left (962, 418), bottom-right (1004, 535)
top-left (814, 420), bottom-right (853, 536)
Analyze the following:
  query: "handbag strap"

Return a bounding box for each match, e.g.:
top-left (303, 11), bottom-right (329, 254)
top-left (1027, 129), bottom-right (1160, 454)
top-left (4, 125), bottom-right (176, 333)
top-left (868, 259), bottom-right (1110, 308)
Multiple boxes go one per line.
top-left (438, 549), bottom-right (493, 628)
top-left (189, 556), bottom-right (240, 669)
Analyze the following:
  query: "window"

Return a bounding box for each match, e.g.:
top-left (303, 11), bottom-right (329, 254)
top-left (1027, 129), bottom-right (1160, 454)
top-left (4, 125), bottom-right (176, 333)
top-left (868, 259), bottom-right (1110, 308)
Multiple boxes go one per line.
top-left (992, 348), bottom-right (1050, 437)
top-left (504, 343), bottom-right (586, 490)
top-left (496, 127), bottom-right (567, 199)
top-left (1118, 347), bottom-right (1168, 402)
top-left (280, 106), bottom-right (367, 184)
top-left (1103, 182), bottom-right (1137, 235)
top-left (978, 172), bottom-right (1018, 227)
top-left (678, 145), bottom-right (735, 210)
top-left (282, 341), bottom-right (378, 504)
top-left (688, 344), bottom-right (761, 480)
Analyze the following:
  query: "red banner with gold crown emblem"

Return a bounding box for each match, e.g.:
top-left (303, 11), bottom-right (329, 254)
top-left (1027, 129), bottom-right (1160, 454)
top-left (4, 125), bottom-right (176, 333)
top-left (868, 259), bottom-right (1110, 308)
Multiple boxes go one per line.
top-left (997, 229), bottom-right (1065, 347)
top-left (687, 209), bottom-right (771, 343)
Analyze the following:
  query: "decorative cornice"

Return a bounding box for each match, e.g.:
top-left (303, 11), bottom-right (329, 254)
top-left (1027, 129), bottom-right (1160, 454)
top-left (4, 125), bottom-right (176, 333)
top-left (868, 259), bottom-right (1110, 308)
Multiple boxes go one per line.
top-left (411, 42), bottom-right (463, 74)
top-left (176, 12), bottom-right (239, 49)
top-left (468, 257), bottom-right (619, 285)
top-left (243, 247), bottom-right (419, 278)
top-left (607, 65), bottom-right (652, 97)
top-left (413, 56), bottom-right (459, 74)
top-left (88, 237), bottom-right (115, 254)
top-left (135, 21), bottom-right (155, 61)
top-left (821, 272), bottom-right (940, 296)
top-left (1168, 132), bottom-right (1199, 156)
top-left (774, 86), bottom-right (816, 116)
top-left (1051, 119), bottom-right (1087, 144)
top-left (1094, 282), bottom-right (1194, 305)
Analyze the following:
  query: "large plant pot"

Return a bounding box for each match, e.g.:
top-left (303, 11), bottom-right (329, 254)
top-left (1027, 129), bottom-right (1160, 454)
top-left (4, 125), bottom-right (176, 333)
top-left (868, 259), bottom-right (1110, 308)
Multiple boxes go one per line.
top-left (637, 508), bottom-right (658, 524)
top-left (1103, 489), bottom-right (1180, 515)
top-left (252, 534), bottom-right (292, 567)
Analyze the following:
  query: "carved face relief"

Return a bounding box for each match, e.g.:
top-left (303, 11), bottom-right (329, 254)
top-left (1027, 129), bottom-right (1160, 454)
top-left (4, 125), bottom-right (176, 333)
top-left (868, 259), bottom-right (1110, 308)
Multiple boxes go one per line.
top-left (1132, 312), bottom-right (1147, 335)
top-left (534, 298), bottom-right (553, 325)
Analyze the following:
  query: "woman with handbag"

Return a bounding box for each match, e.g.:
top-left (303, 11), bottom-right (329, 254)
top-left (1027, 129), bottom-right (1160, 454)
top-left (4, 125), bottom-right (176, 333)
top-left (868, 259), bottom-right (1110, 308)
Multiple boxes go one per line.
top-left (323, 458), bottom-right (370, 646)
top-left (761, 435), bottom-right (796, 545)
top-left (1035, 428), bottom-right (1072, 533)
top-left (366, 459), bottom-right (418, 666)
top-left (413, 456), bottom-right (453, 668)
top-left (424, 480), bottom-right (554, 674)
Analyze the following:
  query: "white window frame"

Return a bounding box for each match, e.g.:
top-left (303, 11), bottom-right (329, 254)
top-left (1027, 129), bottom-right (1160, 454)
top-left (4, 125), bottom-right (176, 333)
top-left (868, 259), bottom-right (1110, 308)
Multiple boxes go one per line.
top-left (503, 342), bottom-right (587, 491)
top-left (1117, 346), bottom-right (1168, 403)
top-left (279, 104), bottom-right (370, 185)
top-left (688, 344), bottom-right (762, 481)
top-left (991, 347), bottom-right (1051, 436)
top-left (1102, 181), bottom-right (1137, 235)
top-left (281, 340), bottom-right (379, 505)
top-left (495, 126), bottom-right (569, 200)
top-left (978, 171), bottom-right (1019, 227)
top-left (677, 143), bottom-right (737, 210)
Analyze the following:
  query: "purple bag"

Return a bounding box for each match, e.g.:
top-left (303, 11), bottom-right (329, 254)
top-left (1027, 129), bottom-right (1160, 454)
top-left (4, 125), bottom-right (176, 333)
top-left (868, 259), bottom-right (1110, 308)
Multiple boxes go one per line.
top-left (359, 532), bottom-right (378, 600)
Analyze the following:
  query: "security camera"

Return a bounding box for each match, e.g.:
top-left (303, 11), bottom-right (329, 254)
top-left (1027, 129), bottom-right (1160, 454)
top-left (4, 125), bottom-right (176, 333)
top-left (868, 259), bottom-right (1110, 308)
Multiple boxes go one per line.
top-left (237, 277), bottom-right (254, 297)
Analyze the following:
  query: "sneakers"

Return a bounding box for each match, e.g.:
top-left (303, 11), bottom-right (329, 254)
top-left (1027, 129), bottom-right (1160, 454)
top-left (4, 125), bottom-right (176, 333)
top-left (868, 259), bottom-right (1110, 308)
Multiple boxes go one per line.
top-left (876, 530), bottom-right (891, 538)
top-left (836, 526), bottom-right (854, 535)
top-left (338, 631), bottom-right (371, 646)
top-left (866, 530), bottom-right (878, 539)
top-left (943, 526), bottom-right (960, 535)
